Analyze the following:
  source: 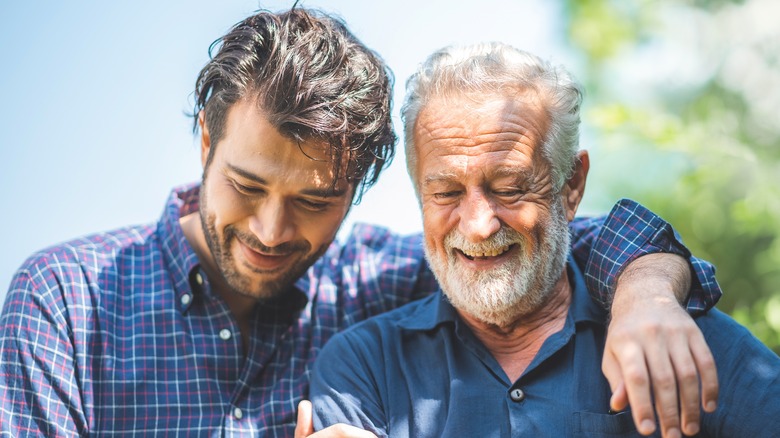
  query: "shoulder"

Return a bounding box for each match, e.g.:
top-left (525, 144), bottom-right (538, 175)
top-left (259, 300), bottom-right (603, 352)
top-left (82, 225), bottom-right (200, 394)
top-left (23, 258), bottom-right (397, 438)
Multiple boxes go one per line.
top-left (695, 308), bottom-right (779, 387)
top-left (695, 309), bottom-right (780, 434)
top-left (319, 294), bottom-right (437, 356)
top-left (695, 308), bottom-right (767, 348)
top-left (11, 224), bottom-right (156, 296)
top-left (315, 222), bottom-right (427, 289)
top-left (333, 222), bottom-right (423, 256)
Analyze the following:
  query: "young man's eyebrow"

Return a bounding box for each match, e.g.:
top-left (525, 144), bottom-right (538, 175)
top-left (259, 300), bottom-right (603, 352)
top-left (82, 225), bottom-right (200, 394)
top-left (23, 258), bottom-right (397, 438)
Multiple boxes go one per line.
top-left (226, 163), bottom-right (268, 185)
top-left (226, 163), bottom-right (347, 198)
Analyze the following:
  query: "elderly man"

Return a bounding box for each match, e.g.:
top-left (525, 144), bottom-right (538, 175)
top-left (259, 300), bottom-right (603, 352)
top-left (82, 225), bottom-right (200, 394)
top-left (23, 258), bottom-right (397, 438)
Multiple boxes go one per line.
top-left (2, 8), bottom-right (720, 437)
top-left (309, 43), bottom-right (780, 437)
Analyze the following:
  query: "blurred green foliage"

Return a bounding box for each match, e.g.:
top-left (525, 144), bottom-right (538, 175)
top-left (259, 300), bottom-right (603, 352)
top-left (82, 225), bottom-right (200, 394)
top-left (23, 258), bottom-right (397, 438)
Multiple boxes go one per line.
top-left (562, 0), bottom-right (780, 352)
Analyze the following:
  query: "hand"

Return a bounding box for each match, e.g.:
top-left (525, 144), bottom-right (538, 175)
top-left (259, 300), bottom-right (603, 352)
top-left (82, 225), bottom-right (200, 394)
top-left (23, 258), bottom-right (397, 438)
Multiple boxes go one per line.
top-left (604, 254), bottom-right (718, 438)
top-left (295, 400), bottom-right (378, 438)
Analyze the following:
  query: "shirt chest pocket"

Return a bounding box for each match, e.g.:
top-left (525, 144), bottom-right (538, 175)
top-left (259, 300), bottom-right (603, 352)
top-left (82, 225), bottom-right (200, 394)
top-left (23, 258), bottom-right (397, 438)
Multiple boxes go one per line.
top-left (573, 411), bottom-right (651, 437)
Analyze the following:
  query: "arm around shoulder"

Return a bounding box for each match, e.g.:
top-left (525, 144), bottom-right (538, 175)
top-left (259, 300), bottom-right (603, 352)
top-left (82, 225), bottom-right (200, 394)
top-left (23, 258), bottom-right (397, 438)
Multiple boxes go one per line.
top-left (571, 198), bottom-right (721, 314)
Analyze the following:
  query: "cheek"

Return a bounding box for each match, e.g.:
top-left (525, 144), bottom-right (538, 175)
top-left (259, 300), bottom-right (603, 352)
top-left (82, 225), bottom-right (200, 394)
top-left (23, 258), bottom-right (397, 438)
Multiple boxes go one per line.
top-left (298, 207), bottom-right (349, 247)
top-left (501, 203), bottom-right (548, 251)
top-left (504, 204), bottom-right (540, 231)
top-left (422, 203), bottom-right (454, 252)
top-left (205, 183), bottom-right (252, 229)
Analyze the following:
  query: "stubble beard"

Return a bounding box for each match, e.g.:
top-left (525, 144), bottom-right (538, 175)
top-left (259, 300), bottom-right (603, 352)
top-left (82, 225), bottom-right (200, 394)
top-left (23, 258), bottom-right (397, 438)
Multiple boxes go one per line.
top-left (424, 200), bottom-right (572, 327)
top-left (198, 186), bottom-right (328, 302)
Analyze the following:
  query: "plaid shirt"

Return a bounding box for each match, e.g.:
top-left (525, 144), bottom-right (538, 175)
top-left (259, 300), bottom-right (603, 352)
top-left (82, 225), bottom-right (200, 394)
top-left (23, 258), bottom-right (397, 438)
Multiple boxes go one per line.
top-left (0, 183), bottom-right (720, 437)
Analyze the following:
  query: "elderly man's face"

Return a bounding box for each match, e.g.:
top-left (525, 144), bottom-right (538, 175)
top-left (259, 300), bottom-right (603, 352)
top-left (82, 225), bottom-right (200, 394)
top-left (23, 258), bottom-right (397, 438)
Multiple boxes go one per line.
top-left (413, 93), bottom-right (573, 326)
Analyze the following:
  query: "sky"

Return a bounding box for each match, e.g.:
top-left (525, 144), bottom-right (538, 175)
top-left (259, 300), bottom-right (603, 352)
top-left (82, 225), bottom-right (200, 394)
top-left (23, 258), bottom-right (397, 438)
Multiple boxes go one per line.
top-left (0, 0), bottom-right (574, 302)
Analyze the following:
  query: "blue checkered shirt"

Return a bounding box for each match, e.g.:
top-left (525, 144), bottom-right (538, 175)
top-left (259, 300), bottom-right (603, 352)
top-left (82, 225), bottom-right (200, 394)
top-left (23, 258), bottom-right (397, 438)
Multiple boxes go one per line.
top-left (0, 183), bottom-right (720, 437)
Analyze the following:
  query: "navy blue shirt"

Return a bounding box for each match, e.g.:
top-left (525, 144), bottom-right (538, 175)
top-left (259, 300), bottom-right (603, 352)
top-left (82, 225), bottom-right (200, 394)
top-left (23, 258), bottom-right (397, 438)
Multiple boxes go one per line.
top-left (311, 258), bottom-right (780, 437)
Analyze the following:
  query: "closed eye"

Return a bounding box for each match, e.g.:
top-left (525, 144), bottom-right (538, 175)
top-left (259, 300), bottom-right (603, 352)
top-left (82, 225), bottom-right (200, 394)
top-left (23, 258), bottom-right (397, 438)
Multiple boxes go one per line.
top-left (231, 180), bottom-right (265, 195)
top-left (434, 191), bottom-right (461, 199)
top-left (494, 190), bottom-right (524, 197)
top-left (297, 198), bottom-right (330, 211)
top-left (492, 189), bottom-right (526, 203)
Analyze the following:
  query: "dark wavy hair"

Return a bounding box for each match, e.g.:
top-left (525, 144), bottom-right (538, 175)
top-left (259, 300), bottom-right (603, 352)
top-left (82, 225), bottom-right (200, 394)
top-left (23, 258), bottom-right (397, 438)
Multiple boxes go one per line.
top-left (192, 8), bottom-right (396, 201)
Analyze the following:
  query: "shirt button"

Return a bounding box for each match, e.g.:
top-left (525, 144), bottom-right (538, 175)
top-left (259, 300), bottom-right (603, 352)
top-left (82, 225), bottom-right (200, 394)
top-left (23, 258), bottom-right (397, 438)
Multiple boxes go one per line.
top-left (510, 388), bottom-right (525, 402)
top-left (233, 407), bottom-right (243, 419)
top-left (195, 272), bottom-right (204, 286)
top-left (180, 294), bottom-right (192, 306)
top-left (219, 329), bottom-right (232, 340)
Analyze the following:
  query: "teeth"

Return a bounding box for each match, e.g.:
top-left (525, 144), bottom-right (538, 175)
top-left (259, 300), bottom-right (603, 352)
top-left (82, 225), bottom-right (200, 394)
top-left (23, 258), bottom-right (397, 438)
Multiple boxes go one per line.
top-left (461, 244), bottom-right (510, 258)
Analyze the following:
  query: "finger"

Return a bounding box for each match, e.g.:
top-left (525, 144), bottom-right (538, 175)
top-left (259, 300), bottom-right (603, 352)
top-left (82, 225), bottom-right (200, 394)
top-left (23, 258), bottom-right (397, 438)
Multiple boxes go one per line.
top-left (644, 341), bottom-right (682, 438)
top-left (610, 382), bottom-right (629, 413)
top-left (295, 400), bottom-right (314, 438)
top-left (602, 351), bottom-right (629, 412)
top-left (690, 329), bottom-right (719, 413)
top-left (616, 342), bottom-right (657, 435)
top-left (668, 335), bottom-right (702, 436)
top-left (308, 424), bottom-right (379, 438)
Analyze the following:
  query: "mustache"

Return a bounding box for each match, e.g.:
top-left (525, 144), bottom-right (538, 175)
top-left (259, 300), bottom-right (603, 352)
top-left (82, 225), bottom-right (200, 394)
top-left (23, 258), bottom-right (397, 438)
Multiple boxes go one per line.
top-left (444, 226), bottom-right (525, 253)
top-left (226, 227), bottom-right (310, 255)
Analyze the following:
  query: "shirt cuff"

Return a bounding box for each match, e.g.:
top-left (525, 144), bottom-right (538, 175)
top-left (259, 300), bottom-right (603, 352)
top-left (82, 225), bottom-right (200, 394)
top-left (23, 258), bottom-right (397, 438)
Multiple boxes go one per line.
top-left (586, 198), bottom-right (722, 316)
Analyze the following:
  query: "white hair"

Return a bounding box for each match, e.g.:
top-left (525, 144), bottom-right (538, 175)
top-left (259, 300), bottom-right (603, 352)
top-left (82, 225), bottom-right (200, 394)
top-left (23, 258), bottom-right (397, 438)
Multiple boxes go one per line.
top-left (401, 42), bottom-right (583, 196)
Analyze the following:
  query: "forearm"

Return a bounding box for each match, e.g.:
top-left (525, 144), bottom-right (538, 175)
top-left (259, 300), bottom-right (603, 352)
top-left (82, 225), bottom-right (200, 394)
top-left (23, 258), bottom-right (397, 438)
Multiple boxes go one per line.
top-left (611, 253), bottom-right (691, 315)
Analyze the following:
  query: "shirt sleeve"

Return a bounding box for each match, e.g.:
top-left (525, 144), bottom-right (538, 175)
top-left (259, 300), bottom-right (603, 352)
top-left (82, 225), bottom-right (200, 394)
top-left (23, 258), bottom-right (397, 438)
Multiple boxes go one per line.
top-left (0, 265), bottom-right (88, 437)
top-left (569, 198), bottom-right (722, 316)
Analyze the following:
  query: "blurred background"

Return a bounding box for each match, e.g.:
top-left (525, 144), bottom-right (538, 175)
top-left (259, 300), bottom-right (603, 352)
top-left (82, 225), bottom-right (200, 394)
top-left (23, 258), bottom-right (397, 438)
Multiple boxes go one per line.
top-left (1, 0), bottom-right (777, 352)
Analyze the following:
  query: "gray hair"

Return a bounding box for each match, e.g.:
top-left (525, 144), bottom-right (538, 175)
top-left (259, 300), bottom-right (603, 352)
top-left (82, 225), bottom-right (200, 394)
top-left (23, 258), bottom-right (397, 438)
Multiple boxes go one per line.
top-left (401, 42), bottom-right (583, 194)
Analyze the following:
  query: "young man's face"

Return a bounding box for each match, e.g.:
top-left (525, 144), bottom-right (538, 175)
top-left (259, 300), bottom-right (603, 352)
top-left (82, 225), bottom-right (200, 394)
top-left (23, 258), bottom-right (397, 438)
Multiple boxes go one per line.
top-left (198, 98), bottom-right (353, 301)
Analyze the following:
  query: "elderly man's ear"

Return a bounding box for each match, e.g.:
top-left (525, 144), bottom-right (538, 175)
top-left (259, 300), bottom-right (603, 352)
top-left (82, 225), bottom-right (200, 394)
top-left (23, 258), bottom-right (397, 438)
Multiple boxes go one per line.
top-left (562, 150), bottom-right (590, 222)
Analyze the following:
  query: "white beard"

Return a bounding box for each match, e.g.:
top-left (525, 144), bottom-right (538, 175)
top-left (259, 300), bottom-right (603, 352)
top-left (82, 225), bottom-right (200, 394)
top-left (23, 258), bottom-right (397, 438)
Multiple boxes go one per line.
top-left (424, 200), bottom-right (571, 327)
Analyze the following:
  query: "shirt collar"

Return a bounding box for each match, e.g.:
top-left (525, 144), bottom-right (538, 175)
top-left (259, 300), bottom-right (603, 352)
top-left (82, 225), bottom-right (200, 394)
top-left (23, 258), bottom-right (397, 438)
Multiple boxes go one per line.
top-left (158, 183), bottom-right (202, 311)
top-left (397, 254), bottom-right (606, 331)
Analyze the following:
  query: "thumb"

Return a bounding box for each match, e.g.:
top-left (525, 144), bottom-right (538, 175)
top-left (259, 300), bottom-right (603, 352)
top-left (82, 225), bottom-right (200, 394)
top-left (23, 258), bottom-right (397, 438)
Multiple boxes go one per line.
top-left (295, 400), bottom-right (314, 438)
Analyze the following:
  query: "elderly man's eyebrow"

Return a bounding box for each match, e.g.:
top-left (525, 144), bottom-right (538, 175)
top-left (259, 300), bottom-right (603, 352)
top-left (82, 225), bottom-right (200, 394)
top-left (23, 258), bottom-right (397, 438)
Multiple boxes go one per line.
top-left (491, 167), bottom-right (532, 180)
top-left (423, 172), bottom-right (460, 186)
top-left (423, 167), bottom-right (532, 185)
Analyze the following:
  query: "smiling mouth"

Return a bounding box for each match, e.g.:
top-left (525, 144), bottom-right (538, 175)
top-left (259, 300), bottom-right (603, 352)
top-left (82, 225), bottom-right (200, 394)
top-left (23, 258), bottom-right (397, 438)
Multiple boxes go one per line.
top-left (459, 244), bottom-right (513, 260)
top-left (237, 240), bottom-right (297, 271)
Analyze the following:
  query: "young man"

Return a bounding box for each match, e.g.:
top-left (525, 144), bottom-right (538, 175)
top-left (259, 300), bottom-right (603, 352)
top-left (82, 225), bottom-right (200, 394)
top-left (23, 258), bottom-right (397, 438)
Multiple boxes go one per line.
top-left (1, 8), bottom-right (719, 437)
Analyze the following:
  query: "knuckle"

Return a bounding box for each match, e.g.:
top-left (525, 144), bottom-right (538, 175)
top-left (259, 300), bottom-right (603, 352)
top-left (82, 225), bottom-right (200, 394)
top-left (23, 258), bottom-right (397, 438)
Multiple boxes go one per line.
top-left (653, 373), bottom-right (675, 390)
top-left (625, 370), bottom-right (649, 387)
top-left (676, 364), bottom-right (698, 384)
top-left (697, 354), bottom-right (716, 370)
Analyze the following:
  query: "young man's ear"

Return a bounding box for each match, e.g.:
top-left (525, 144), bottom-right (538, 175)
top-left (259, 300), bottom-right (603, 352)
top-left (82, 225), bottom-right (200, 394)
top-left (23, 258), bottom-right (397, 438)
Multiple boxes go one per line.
top-left (198, 111), bottom-right (211, 168)
top-left (562, 150), bottom-right (590, 222)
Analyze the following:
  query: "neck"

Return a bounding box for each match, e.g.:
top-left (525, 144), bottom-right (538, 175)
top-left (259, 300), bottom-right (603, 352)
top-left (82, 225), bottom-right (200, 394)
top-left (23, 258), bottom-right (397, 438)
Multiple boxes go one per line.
top-left (457, 272), bottom-right (572, 382)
